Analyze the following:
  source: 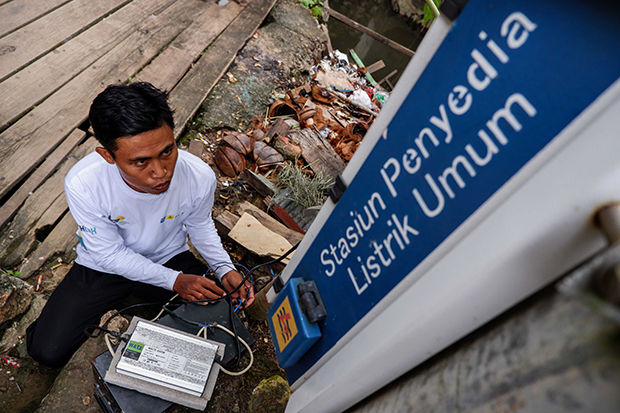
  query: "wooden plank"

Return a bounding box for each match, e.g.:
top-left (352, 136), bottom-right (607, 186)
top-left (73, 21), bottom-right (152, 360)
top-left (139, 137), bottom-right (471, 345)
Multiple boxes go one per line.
top-left (233, 201), bottom-right (304, 245)
top-left (137, 0), bottom-right (244, 90)
top-left (214, 210), bottom-right (240, 237)
top-left (0, 129), bottom-right (85, 229)
top-left (18, 211), bottom-right (77, 280)
top-left (0, 137), bottom-right (97, 266)
top-left (3, 193), bottom-right (67, 267)
top-left (267, 202), bottom-right (306, 234)
top-left (0, 0), bottom-right (131, 81)
top-left (0, 0), bottom-right (211, 198)
top-left (0, 169), bottom-right (68, 262)
top-left (272, 190), bottom-right (314, 231)
top-left (265, 118), bottom-right (290, 142)
top-left (328, 8), bottom-right (414, 58)
top-left (239, 169), bottom-right (276, 198)
top-left (169, 0), bottom-right (278, 139)
top-left (378, 69), bottom-right (398, 85)
top-left (366, 60), bottom-right (385, 74)
top-left (0, 0), bottom-right (68, 38)
top-left (289, 128), bottom-right (346, 179)
top-left (0, 0), bottom-right (178, 130)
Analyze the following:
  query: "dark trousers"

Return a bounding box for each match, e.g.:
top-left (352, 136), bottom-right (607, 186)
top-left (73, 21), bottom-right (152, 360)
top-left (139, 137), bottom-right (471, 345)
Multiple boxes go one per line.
top-left (26, 251), bottom-right (207, 368)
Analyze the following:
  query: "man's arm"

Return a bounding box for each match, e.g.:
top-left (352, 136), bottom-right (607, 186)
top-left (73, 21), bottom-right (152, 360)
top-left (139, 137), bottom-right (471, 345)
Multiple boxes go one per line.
top-left (183, 167), bottom-right (254, 305)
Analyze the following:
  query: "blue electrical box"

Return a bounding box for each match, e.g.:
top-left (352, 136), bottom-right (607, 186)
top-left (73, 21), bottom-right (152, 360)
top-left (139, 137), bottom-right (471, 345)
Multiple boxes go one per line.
top-left (267, 278), bottom-right (322, 368)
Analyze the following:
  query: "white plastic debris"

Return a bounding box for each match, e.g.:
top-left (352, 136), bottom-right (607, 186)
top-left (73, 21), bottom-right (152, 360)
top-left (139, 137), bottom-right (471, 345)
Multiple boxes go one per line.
top-left (349, 89), bottom-right (373, 110)
top-left (333, 50), bottom-right (349, 64)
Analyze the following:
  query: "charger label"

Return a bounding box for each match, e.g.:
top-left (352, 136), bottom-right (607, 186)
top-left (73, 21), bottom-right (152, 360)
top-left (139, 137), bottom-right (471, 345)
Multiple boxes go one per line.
top-left (272, 296), bottom-right (298, 352)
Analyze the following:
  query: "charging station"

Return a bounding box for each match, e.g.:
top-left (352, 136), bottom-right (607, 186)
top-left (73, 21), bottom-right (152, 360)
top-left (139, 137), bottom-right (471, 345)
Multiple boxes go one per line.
top-left (266, 0), bottom-right (620, 411)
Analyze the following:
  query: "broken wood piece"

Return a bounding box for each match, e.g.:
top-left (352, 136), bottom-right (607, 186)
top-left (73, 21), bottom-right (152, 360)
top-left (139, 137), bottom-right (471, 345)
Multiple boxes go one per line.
top-left (378, 69), bottom-right (398, 88)
top-left (266, 200), bottom-right (306, 234)
top-left (228, 213), bottom-right (294, 263)
top-left (239, 169), bottom-right (277, 198)
top-left (366, 60), bottom-right (385, 74)
top-left (269, 188), bottom-right (315, 231)
top-left (233, 202), bottom-right (303, 245)
top-left (289, 128), bottom-right (345, 179)
top-left (265, 118), bottom-right (291, 141)
top-left (214, 210), bottom-right (240, 237)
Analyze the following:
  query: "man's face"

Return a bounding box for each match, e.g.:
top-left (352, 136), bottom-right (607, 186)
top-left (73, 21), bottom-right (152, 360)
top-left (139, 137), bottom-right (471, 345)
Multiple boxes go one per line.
top-left (96, 123), bottom-right (178, 194)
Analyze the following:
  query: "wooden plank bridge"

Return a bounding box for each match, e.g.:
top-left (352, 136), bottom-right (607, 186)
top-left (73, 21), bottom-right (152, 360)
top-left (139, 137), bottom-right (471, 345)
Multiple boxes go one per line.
top-left (0, 0), bottom-right (276, 279)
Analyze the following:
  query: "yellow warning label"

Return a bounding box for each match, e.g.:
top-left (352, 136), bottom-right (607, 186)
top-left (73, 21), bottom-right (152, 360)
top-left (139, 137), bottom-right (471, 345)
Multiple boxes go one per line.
top-left (272, 296), bottom-right (298, 352)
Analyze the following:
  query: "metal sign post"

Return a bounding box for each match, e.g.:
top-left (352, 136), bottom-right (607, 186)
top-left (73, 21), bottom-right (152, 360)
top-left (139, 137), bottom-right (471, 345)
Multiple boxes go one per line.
top-left (268, 1), bottom-right (620, 411)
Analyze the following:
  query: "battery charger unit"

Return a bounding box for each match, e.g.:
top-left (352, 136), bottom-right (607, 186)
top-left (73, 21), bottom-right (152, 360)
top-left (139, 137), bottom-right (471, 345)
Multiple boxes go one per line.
top-left (92, 300), bottom-right (254, 412)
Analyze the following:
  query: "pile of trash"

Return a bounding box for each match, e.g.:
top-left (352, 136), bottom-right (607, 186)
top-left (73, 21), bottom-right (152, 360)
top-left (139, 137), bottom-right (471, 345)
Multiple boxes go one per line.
top-left (213, 49), bottom-right (389, 177)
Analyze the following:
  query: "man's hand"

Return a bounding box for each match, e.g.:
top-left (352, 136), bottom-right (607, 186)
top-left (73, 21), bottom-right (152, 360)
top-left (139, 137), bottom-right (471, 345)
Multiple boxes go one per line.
top-left (173, 273), bottom-right (225, 303)
top-left (222, 270), bottom-right (255, 307)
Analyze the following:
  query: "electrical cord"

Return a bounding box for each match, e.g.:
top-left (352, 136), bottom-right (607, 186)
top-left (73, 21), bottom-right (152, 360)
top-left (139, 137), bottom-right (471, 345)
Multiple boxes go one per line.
top-left (89, 241), bottom-right (300, 374)
top-left (185, 241), bottom-right (299, 305)
top-left (197, 323), bottom-right (254, 376)
top-left (97, 241), bottom-right (298, 329)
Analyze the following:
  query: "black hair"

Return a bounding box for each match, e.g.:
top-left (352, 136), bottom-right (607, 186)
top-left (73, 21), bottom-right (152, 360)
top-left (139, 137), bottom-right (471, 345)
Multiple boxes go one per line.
top-left (89, 82), bottom-right (174, 155)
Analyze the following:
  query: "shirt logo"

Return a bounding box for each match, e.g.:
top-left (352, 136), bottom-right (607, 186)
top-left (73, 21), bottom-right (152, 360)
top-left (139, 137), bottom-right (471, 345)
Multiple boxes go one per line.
top-left (76, 231), bottom-right (87, 250)
top-left (78, 225), bottom-right (96, 235)
top-left (160, 211), bottom-right (185, 223)
top-left (108, 215), bottom-right (127, 225)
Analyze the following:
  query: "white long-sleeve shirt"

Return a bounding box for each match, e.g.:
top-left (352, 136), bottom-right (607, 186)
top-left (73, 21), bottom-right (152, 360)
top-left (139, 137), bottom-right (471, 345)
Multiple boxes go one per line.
top-left (64, 150), bottom-right (233, 291)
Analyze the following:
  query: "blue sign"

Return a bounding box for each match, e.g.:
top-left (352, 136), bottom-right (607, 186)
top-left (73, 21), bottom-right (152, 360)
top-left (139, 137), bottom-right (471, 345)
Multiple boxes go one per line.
top-left (284, 0), bottom-right (620, 383)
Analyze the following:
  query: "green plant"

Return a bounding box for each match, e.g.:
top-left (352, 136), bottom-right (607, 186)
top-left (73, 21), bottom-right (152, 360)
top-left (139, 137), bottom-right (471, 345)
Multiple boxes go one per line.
top-left (423, 0), bottom-right (442, 25)
top-left (299, 0), bottom-right (323, 19)
top-left (273, 162), bottom-right (334, 210)
top-left (5, 270), bottom-right (22, 276)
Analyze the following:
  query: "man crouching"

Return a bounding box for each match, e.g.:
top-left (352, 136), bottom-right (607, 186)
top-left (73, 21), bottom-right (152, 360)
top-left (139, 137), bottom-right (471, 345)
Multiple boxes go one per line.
top-left (27, 82), bottom-right (254, 368)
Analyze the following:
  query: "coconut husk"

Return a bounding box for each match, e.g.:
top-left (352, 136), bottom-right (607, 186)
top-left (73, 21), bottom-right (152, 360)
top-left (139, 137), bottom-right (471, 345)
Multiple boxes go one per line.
top-left (268, 100), bottom-right (297, 118)
top-left (223, 131), bottom-right (254, 156)
top-left (252, 129), bottom-right (266, 142)
top-left (254, 141), bottom-right (284, 166)
top-left (215, 146), bottom-right (246, 177)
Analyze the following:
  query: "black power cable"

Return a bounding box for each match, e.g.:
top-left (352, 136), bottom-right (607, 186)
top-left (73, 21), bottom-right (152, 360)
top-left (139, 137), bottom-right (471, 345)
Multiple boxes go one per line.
top-left (87, 240), bottom-right (301, 371)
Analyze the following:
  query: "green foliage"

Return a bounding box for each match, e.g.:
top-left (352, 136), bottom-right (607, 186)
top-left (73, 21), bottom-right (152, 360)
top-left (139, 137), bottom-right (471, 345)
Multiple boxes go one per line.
top-left (299, 0), bottom-right (323, 19)
top-left (273, 162), bottom-right (333, 210)
top-left (5, 270), bottom-right (22, 276)
top-left (423, 0), bottom-right (442, 25)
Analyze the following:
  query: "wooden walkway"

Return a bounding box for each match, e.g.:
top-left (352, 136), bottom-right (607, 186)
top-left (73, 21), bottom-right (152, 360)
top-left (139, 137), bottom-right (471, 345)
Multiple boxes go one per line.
top-left (0, 0), bottom-right (276, 279)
